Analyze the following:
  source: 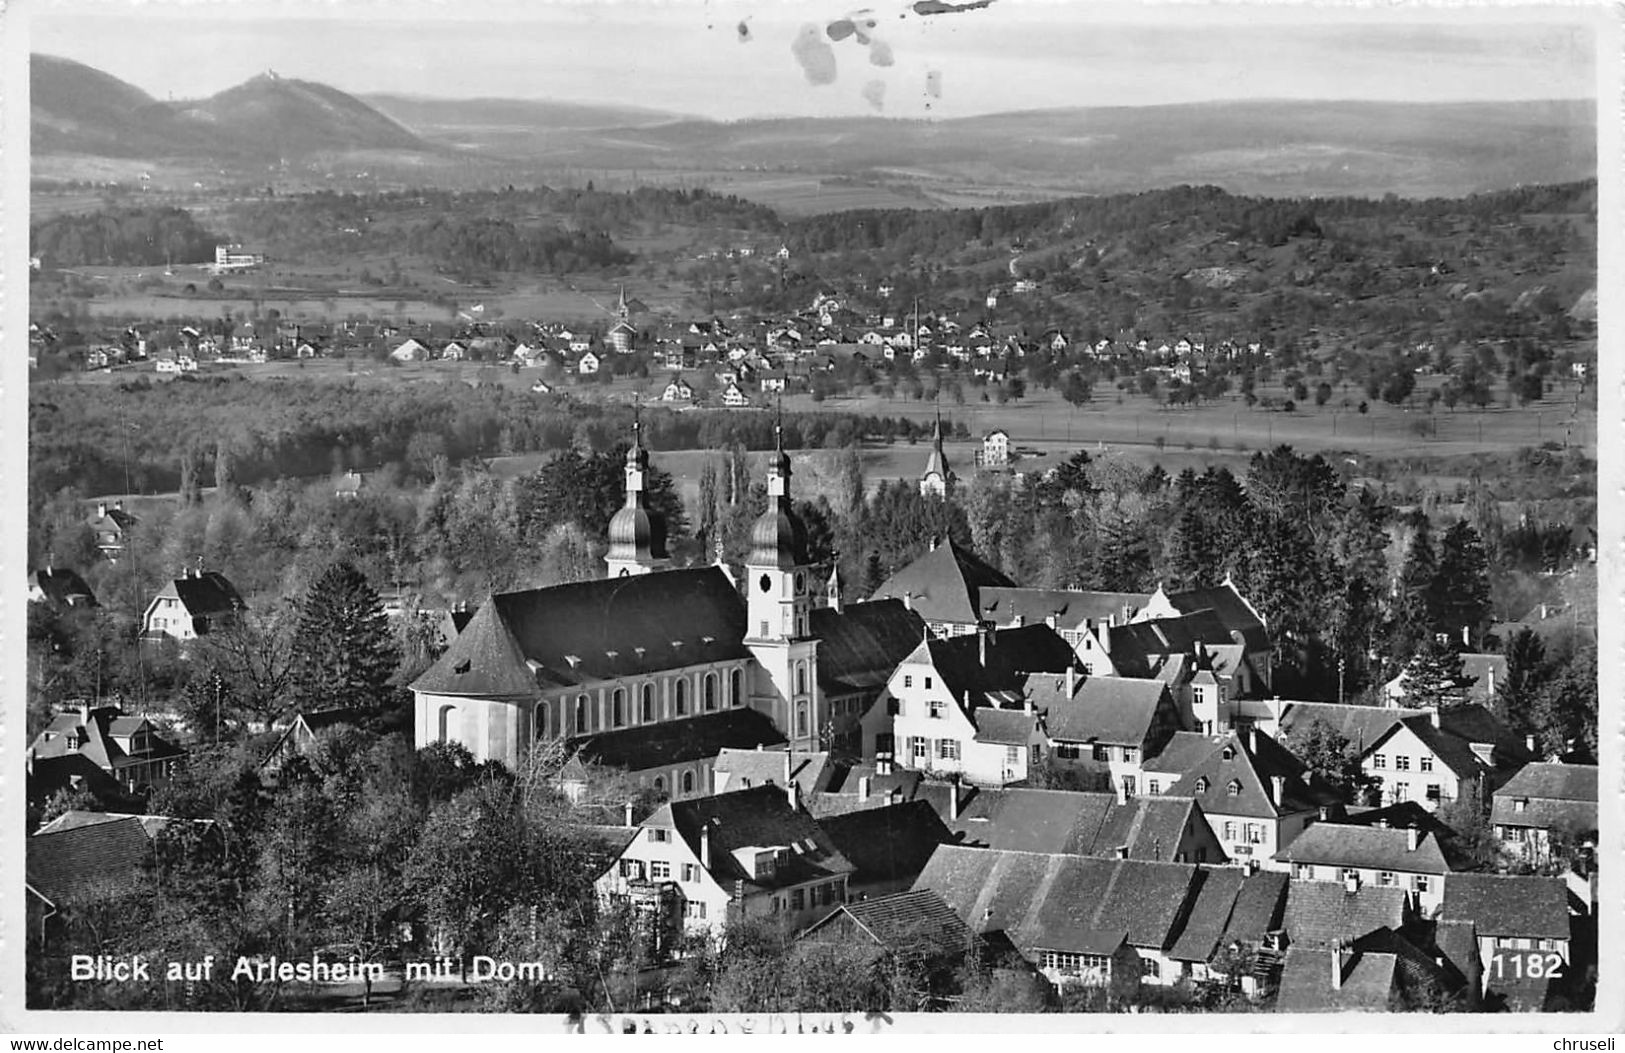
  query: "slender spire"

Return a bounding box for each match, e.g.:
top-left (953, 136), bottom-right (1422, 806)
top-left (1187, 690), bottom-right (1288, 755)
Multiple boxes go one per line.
top-left (768, 391), bottom-right (790, 498)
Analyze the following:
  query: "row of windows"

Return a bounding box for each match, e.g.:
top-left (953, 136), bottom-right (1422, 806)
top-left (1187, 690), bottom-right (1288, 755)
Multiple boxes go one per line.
top-left (1372, 753), bottom-right (1432, 772)
top-left (1054, 743), bottom-right (1139, 764)
top-left (1221, 821), bottom-right (1268, 845)
top-left (1042, 952), bottom-right (1111, 975)
top-left (1292, 863), bottom-right (1431, 893)
top-left (771, 881), bottom-right (843, 914)
top-left (908, 736), bottom-right (961, 761)
top-left (532, 667), bottom-right (749, 739)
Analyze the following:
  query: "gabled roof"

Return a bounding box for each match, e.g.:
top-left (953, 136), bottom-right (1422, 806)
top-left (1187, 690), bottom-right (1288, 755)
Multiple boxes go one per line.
top-left (869, 540), bottom-right (1015, 625)
top-left (1490, 763), bottom-right (1598, 831)
top-left (1156, 581), bottom-right (1267, 635)
top-left (817, 800), bottom-right (952, 886)
top-left (155, 570), bottom-right (245, 618)
top-left (411, 567), bottom-right (750, 697)
top-left (806, 764), bottom-right (930, 817)
top-left (1275, 946), bottom-right (1399, 1012)
top-left (1035, 675), bottom-right (1172, 747)
top-left (978, 588), bottom-right (1145, 632)
top-left (25, 753), bottom-right (132, 810)
top-left (715, 747), bottom-right (836, 796)
top-left (1143, 729), bottom-right (1338, 818)
top-left (1275, 702), bottom-right (1418, 754)
top-left (1273, 823), bottom-right (1451, 875)
top-left (1441, 874), bottom-right (1571, 940)
top-left (570, 709), bottom-right (784, 773)
top-left (899, 624), bottom-right (1077, 712)
top-left (970, 707), bottom-right (1041, 746)
top-left (1167, 867), bottom-right (1247, 962)
top-left (946, 787), bottom-right (1205, 863)
top-left (25, 815), bottom-right (212, 904)
top-left (1281, 881), bottom-right (1408, 947)
top-left (913, 845), bottom-right (1203, 955)
top-left (808, 600), bottom-right (926, 696)
top-left (661, 785), bottom-right (855, 892)
top-left (30, 567), bottom-right (98, 609)
top-left (1368, 716), bottom-right (1490, 781)
top-left (801, 889), bottom-right (973, 960)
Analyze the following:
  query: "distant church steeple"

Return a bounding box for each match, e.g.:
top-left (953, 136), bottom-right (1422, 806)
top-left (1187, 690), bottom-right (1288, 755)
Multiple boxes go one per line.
top-left (919, 405), bottom-right (955, 499)
top-left (604, 405), bottom-right (671, 578)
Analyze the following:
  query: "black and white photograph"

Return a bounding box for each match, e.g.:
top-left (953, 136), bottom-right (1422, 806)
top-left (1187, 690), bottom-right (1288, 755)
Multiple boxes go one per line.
top-left (4, 0), bottom-right (1618, 1032)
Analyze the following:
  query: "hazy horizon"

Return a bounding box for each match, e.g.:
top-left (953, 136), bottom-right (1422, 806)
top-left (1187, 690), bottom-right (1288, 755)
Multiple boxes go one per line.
top-left (30, 0), bottom-right (1602, 122)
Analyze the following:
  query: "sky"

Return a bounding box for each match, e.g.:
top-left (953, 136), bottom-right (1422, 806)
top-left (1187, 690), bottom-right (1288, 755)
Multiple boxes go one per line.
top-left (24, 0), bottom-right (1606, 121)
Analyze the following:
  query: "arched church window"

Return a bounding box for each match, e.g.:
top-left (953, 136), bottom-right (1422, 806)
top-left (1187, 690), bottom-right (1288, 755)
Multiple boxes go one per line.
top-left (438, 704), bottom-right (456, 744)
top-left (641, 683), bottom-right (655, 723)
top-left (575, 694), bottom-right (589, 734)
top-left (682, 771), bottom-right (695, 795)
top-left (730, 668), bottom-right (743, 707)
top-left (796, 663), bottom-right (807, 696)
top-left (704, 673), bottom-right (718, 711)
top-left (675, 678), bottom-right (688, 716)
top-left (612, 688), bottom-right (625, 728)
top-left (534, 702), bottom-right (548, 740)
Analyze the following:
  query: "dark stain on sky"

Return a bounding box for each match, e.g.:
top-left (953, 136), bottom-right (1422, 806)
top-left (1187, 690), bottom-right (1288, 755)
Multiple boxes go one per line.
top-left (912, 0), bottom-right (996, 14)
top-left (792, 23), bottom-right (839, 85)
top-left (861, 79), bottom-right (886, 111)
top-left (868, 39), bottom-right (894, 67)
top-left (737, 19), bottom-right (752, 42)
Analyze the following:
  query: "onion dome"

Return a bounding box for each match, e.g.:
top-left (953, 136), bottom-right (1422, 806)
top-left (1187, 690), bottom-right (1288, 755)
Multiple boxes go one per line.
top-left (749, 499), bottom-right (808, 569)
top-left (607, 502), bottom-right (669, 562)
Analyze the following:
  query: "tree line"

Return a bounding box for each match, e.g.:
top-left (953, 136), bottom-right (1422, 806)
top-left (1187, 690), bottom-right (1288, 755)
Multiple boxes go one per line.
top-left (31, 206), bottom-right (221, 267)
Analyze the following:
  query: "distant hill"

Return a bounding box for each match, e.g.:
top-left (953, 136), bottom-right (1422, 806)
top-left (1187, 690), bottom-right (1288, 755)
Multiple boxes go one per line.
top-left (364, 94), bottom-right (686, 134)
top-left (31, 55), bottom-right (429, 161)
top-left (585, 99), bottom-right (1597, 199)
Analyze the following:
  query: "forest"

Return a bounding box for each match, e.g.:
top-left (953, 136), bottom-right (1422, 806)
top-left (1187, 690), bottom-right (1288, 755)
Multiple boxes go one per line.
top-left (30, 206), bottom-right (222, 267)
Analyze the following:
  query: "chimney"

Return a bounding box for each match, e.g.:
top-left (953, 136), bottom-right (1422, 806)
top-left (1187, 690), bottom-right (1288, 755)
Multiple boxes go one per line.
top-left (1331, 940), bottom-right (1346, 991)
top-left (114, 500), bottom-right (123, 512)
top-left (1430, 708), bottom-right (1440, 730)
top-left (1244, 859), bottom-right (1259, 876)
top-left (1318, 805), bottom-right (1331, 821)
top-left (1115, 845), bottom-right (1129, 860)
top-left (700, 823), bottom-right (712, 871)
top-left (1525, 734), bottom-right (1537, 754)
top-left (1270, 775), bottom-right (1285, 807)
top-left (1407, 827), bottom-right (1420, 852)
top-left (1462, 624), bottom-right (1470, 647)
top-left (978, 624), bottom-right (989, 667)
top-left (97, 502), bottom-right (108, 519)
top-left (784, 746), bottom-right (793, 791)
top-left (1115, 777), bottom-right (1128, 805)
top-left (1065, 664), bottom-right (1077, 697)
top-left (858, 776), bottom-right (872, 802)
top-left (623, 800), bottom-right (635, 828)
top-left (1344, 871), bottom-right (1360, 894)
top-left (1376, 818), bottom-right (1389, 830)
top-left (950, 777), bottom-right (961, 821)
top-left (1099, 626), bottom-right (1112, 655)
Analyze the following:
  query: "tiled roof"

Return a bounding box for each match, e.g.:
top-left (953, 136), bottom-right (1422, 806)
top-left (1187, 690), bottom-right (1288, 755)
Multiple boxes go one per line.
top-left (1273, 823), bottom-right (1451, 875)
top-left (970, 707), bottom-right (1040, 746)
top-left (26, 817), bottom-right (155, 903)
top-left (803, 889), bottom-right (973, 959)
top-left (569, 709), bottom-right (784, 773)
top-left (1107, 610), bottom-right (1258, 677)
top-left (906, 624), bottom-right (1078, 711)
top-left (1275, 946), bottom-right (1398, 1012)
top-left (663, 785), bottom-right (855, 893)
top-left (411, 567), bottom-right (750, 696)
top-left (1144, 729), bottom-right (1338, 819)
top-left (30, 568), bottom-right (98, 609)
top-left (1222, 868), bottom-right (1290, 946)
top-left (1158, 582), bottom-right (1267, 638)
top-left (715, 747), bottom-right (836, 796)
top-left (1037, 675), bottom-right (1172, 747)
top-left (1276, 702), bottom-right (1416, 755)
top-left (976, 587), bottom-right (1149, 630)
top-left (869, 540), bottom-right (1015, 626)
top-left (913, 845), bottom-right (1202, 955)
top-left (808, 600), bottom-right (926, 695)
top-left (945, 787), bottom-right (1202, 863)
top-left (162, 571), bottom-right (246, 618)
top-left (1168, 867), bottom-right (1246, 962)
top-left (817, 800), bottom-right (951, 886)
top-left (1493, 762), bottom-right (1597, 802)
top-left (25, 754), bottom-right (133, 810)
top-left (1281, 881), bottom-right (1408, 947)
top-left (1433, 918), bottom-right (1480, 988)
top-left (1441, 874), bottom-right (1571, 940)
top-left (1490, 763), bottom-right (1598, 831)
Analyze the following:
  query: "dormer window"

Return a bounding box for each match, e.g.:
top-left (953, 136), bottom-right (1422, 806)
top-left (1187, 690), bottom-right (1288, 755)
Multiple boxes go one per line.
top-left (1195, 777), bottom-right (1209, 793)
top-left (1515, 798), bottom-right (1528, 813)
top-left (1221, 745), bottom-right (1235, 761)
top-left (1226, 779), bottom-right (1241, 797)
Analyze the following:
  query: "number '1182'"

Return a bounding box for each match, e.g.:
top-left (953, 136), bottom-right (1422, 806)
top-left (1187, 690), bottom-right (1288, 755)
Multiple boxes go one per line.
top-left (1488, 952), bottom-right (1565, 980)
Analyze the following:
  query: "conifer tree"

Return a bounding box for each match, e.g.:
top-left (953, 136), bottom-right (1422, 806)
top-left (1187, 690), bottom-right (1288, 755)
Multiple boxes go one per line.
top-left (289, 561), bottom-right (399, 716)
top-left (1398, 637), bottom-right (1472, 711)
top-left (1433, 519), bottom-right (1493, 648)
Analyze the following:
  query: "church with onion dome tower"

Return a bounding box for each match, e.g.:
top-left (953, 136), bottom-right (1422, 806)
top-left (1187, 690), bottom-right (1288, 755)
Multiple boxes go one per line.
top-left (408, 412), bottom-right (910, 797)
